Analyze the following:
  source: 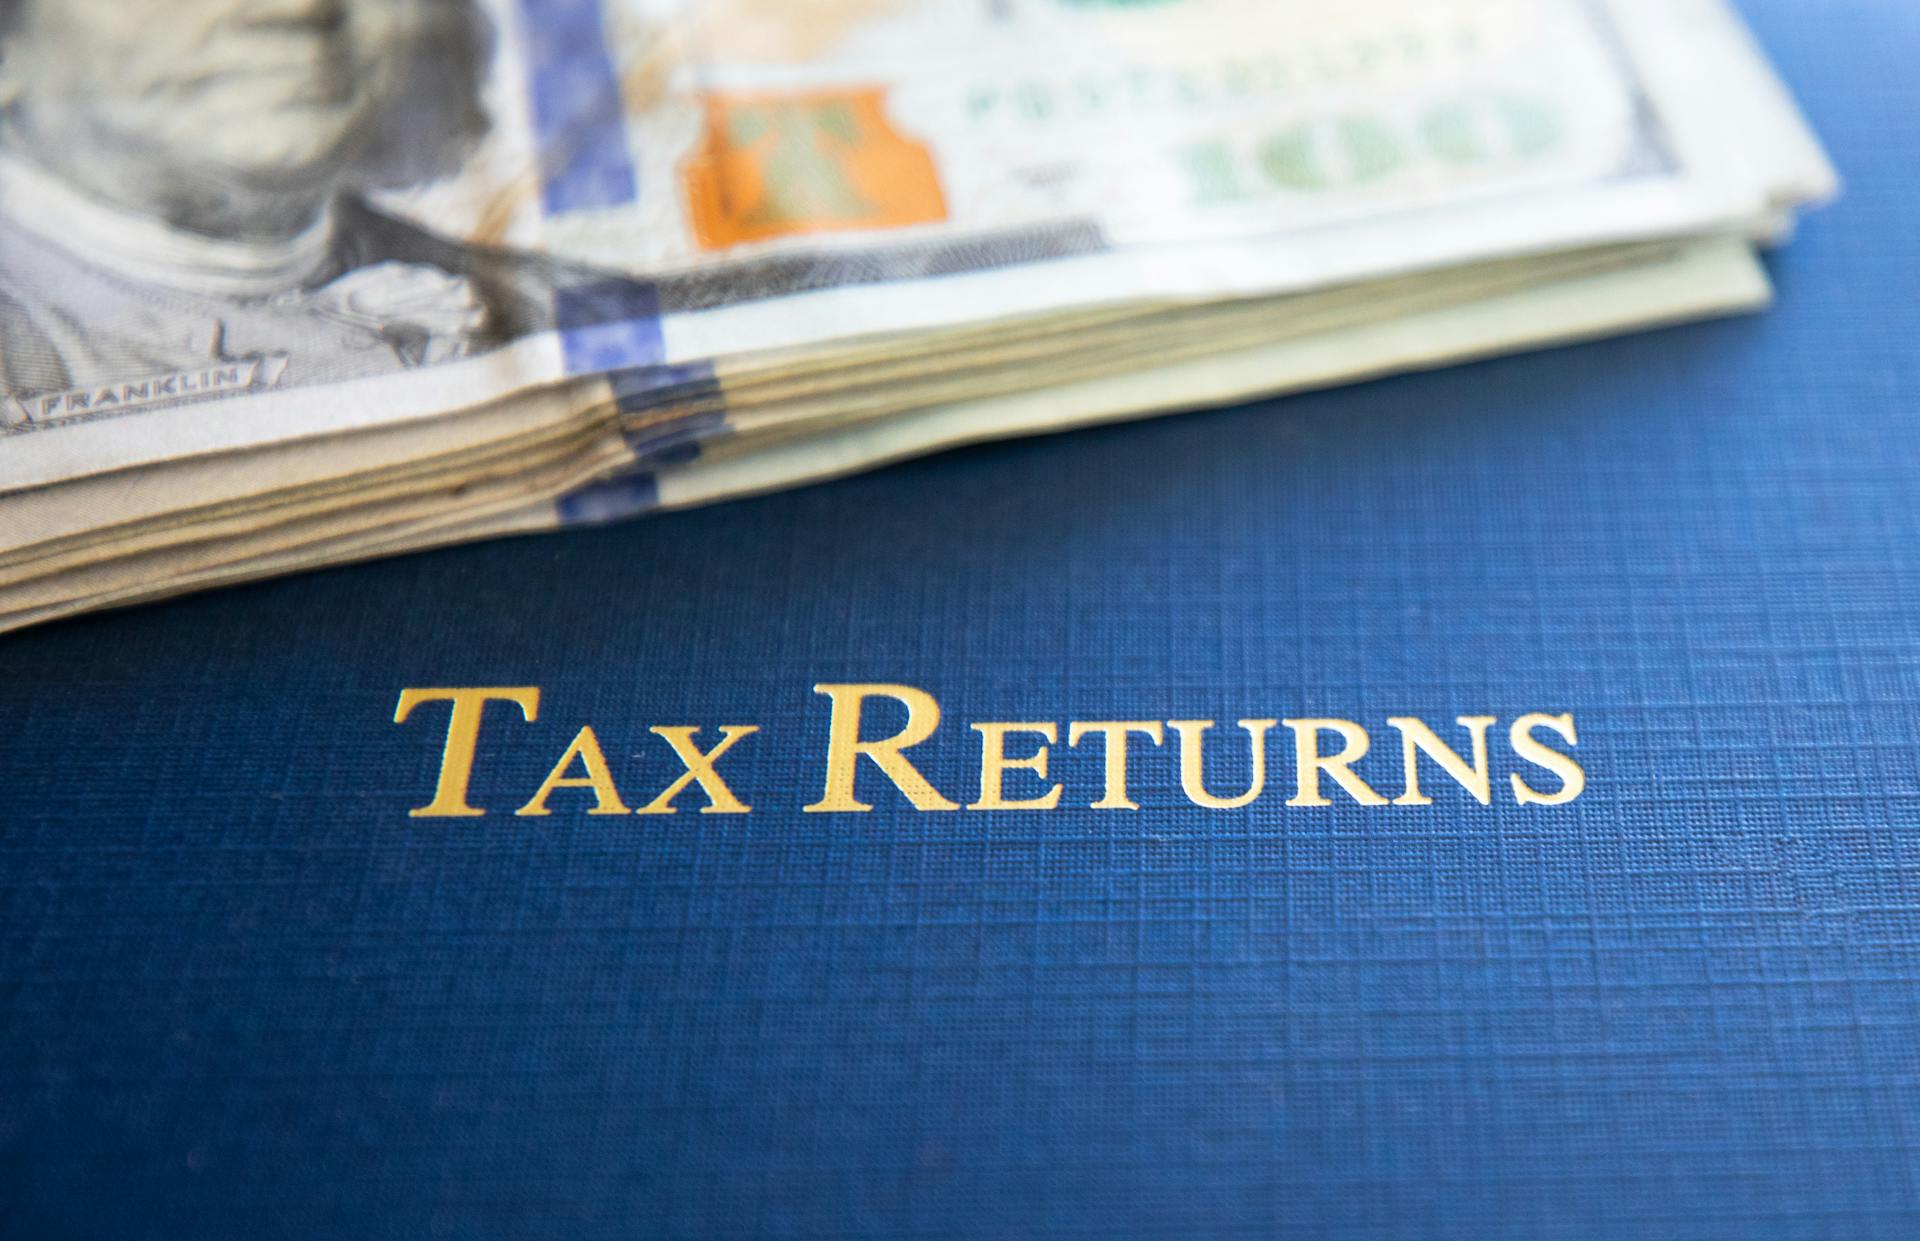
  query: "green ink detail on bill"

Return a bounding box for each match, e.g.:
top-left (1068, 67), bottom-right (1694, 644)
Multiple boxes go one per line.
top-left (1179, 141), bottom-right (1253, 207)
top-left (731, 103), bottom-right (876, 228)
top-left (1259, 117), bottom-right (1404, 191)
top-left (1424, 94), bottom-right (1561, 167)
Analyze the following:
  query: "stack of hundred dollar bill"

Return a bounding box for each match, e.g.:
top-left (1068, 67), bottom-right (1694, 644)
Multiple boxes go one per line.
top-left (0, 0), bottom-right (1832, 632)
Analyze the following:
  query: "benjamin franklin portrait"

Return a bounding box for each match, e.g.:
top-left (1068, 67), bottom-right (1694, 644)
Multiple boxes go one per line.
top-left (0, 0), bottom-right (591, 403)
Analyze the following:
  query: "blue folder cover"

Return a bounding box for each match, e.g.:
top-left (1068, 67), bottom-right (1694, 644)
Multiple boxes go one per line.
top-left (3, 4), bottom-right (1916, 1237)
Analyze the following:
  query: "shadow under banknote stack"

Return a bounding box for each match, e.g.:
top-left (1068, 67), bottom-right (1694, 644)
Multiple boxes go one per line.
top-left (0, 0), bottom-right (1833, 631)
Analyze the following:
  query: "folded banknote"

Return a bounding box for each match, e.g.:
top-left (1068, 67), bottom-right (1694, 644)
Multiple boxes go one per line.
top-left (0, 0), bottom-right (1835, 630)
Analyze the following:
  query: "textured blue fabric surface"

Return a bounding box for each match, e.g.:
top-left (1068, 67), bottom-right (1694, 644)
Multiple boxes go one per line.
top-left (5, 4), bottom-right (1920, 1237)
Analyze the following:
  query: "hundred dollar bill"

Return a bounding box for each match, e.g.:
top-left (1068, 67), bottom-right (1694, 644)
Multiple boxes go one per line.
top-left (0, 233), bottom-right (1767, 632)
top-left (0, 0), bottom-right (1831, 496)
top-left (650, 238), bottom-right (1772, 509)
top-left (0, 237), bottom-right (1740, 584)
